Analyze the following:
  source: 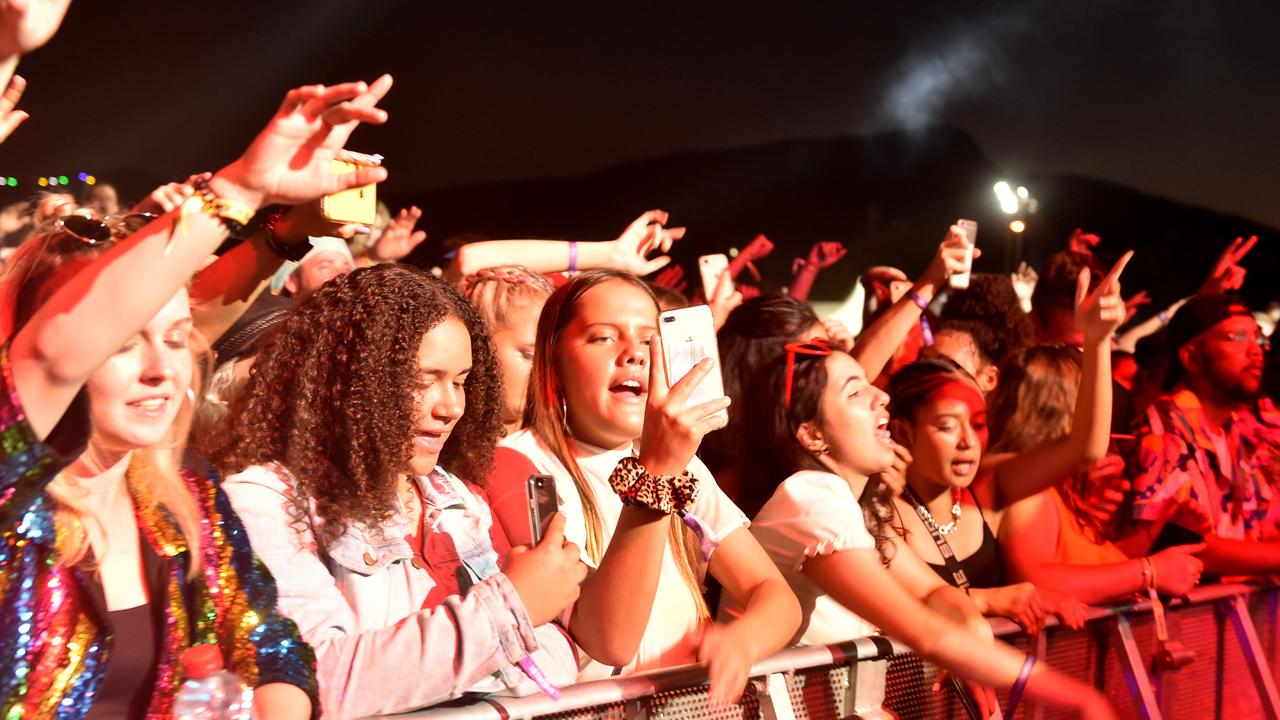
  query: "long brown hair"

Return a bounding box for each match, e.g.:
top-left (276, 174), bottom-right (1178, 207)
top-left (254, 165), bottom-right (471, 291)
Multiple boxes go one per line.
top-left (210, 264), bottom-right (505, 548)
top-left (0, 223), bottom-right (206, 571)
top-left (524, 269), bottom-right (710, 617)
top-left (990, 345), bottom-right (1082, 455)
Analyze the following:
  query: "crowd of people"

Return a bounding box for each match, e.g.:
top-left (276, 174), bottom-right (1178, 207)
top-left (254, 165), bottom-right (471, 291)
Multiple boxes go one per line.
top-left (3, 5), bottom-right (1278, 720)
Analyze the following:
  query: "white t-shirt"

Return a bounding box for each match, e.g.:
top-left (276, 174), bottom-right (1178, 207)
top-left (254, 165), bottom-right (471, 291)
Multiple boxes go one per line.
top-left (499, 429), bottom-right (749, 681)
top-left (721, 470), bottom-right (877, 645)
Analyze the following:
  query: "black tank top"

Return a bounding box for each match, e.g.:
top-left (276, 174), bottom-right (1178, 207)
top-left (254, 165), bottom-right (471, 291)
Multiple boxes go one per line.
top-left (925, 489), bottom-right (1005, 588)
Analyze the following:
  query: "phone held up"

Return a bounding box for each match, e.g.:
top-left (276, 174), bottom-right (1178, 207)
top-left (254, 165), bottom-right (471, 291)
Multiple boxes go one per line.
top-left (698, 253), bottom-right (732, 301)
top-left (658, 304), bottom-right (729, 428)
top-left (526, 474), bottom-right (558, 545)
top-left (950, 218), bottom-right (978, 290)
top-left (320, 152), bottom-right (382, 225)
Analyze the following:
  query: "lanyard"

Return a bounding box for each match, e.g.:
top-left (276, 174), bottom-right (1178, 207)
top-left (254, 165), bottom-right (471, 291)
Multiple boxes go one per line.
top-left (903, 486), bottom-right (970, 592)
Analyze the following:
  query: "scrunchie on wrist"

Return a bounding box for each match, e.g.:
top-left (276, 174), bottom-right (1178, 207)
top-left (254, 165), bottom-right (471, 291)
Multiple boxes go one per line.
top-left (609, 456), bottom-right (699, 514)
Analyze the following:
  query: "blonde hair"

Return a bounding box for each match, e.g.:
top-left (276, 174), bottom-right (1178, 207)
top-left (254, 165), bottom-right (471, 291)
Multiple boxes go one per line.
top-left (525, 270), bottom-right (710, 619)
top-left (461, 265), bottom-right (555, 330)
top-left (2, 223), bottom-right (207, 573)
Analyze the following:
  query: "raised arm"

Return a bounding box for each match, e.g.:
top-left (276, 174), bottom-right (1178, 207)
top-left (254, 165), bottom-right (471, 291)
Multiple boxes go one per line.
top-left (447, 210), bottom-right (684, 282)
top-left (991, 252), bottom-right (1132, 506)
top-left (853, 226), bottom-right (972, 382)
top-left (9, 77), bottom-right (391, 439)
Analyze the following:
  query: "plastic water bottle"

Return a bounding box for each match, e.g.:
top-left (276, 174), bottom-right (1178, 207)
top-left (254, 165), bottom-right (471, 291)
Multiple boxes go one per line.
top-left (173, 644), bottom-right (254, 720)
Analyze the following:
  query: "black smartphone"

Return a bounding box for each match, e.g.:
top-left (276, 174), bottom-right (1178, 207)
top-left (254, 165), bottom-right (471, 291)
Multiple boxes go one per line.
top-left (526, 474), bottom-right (558, 544)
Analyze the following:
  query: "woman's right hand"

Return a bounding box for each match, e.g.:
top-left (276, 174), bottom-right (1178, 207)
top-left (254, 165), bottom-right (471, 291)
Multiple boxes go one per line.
top-left (1074, 250), bottom-right (1132, 345)
top-left (982, 582), bottom-right (1047, 636)
top-left (503, 513), bottom-right (589, 626)
top-left (1149, 543), bottom-right (1205, 596)
top-left (637, 336), bottom-right (731, 476)
top-left (211, 75), bottom-right (393, 211)
top-left (920, 224), bottom-right (981, 288)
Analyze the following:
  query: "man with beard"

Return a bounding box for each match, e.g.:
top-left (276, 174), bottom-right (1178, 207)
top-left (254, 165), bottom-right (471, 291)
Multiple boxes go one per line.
top-left (1124, 294), bottom-right (1280, 578)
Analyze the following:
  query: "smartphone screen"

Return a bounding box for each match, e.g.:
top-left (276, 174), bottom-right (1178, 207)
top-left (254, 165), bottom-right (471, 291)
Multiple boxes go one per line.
top-left (526, 474), bottom-right (557, 544)
top-left (659, 305), bottom-right (728, 426)
top-left (698, 253), bottom-right (731, 300)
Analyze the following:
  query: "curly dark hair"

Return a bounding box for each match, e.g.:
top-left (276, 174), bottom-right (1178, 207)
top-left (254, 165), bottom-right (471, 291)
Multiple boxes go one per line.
top-left (739, 349), bottom-right (898, 565)
top-left (208, 264), bottom-right (505, 548)
top-left (939, 273), bottom-right (1034, 368)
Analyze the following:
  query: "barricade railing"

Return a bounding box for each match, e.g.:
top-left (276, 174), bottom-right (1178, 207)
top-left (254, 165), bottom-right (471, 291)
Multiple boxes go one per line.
top-left (382, 582), bottom-right (1280, 720)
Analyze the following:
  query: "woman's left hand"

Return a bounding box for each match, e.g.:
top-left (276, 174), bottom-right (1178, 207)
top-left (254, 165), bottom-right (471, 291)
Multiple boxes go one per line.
top-left (982, 582), bottom-right (1047, 636)
top-left (697, 622), bottom-right (754, 710)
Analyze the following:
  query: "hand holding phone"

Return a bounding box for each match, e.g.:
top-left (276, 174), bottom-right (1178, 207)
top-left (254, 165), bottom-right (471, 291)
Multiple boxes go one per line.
top-left (526, 474), bottom-right (558, 545)
top-left (699, 253), bottom-right (732, 301)
top-left (950, 219), bottom-right (978, 289)
top-left (659, 305), bottom-right (729, 427)
top-left (321, 154), bottom-right (382, 225)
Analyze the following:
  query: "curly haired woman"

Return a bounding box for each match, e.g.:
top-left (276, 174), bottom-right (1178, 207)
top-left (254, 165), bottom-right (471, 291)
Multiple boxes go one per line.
top-left (211, 264), bottom-right (590, 719)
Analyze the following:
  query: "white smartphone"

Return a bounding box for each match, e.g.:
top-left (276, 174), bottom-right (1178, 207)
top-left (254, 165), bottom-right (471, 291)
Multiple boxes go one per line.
top-left (698, 253), bottom-right (731, 301)
top-left (950, 219), bottom-right (978, 289)
top-left (658, 304), bottom-right (729, 427)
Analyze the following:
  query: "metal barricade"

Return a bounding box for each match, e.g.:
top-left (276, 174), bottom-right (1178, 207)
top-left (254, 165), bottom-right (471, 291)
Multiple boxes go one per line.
top-left (383, 583), bottom-right (1280, 720)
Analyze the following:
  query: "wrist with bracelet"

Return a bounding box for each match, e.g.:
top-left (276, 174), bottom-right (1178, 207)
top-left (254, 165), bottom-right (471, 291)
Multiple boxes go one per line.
top-left (258, 205), bottom-right (312, 262)
top-left (905, 289), bottom-right (935, 347)
top-left (179, 177), bottom-right (256, 241)
top-left (609, 456), bottom-right (699, 514)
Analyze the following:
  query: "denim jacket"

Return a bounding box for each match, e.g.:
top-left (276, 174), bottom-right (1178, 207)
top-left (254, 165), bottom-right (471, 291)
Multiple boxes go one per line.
top-left (223, 463), bottom-right (578, 719)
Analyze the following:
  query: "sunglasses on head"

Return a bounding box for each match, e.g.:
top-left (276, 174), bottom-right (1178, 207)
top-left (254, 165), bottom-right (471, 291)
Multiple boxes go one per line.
top-left (54, 212), bottom-right (156, 246)
top-left (783, 338), bottom-right (834, 408)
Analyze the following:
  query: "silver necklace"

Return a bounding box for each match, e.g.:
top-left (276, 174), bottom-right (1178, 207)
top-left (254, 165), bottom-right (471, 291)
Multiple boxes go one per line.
top-left (916, 495), bottom-right (963, 536)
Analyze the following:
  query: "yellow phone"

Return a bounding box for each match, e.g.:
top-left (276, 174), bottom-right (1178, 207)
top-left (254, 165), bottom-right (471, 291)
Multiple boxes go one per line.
top-left (320, 159), bottom-right (377, 225)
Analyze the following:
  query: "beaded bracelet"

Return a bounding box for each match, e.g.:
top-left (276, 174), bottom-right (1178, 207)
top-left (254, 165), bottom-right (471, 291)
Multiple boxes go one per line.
top-left (905, 289), bottom-right (935, 347)
top-left (568, 240), bottom-right (578, 273)
top-left (258, 206), bottom-right (314, 261)
top-left (608, 456), bottom-right (699, 514)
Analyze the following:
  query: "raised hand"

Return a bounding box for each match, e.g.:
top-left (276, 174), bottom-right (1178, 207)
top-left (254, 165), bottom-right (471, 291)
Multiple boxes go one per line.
top-left (369, 205), bottom-right (427, 262)
top-left (213, 75), bottom-right (393, 210)
top-left (1068, 228), bottom-right (1102, 256)
top-left (503, 513), bottom-right (588, 626)
top-left (1123, 290), bottom-right (1152, 324)
top-left (608, 209), bottom-right (686, 276)
top-left (0, 0), bottom-right (72, 59)
top-left (1200, 234), bottom-right (1257, 295)
top-left (638, 336), bottom-right (731, 476)
top-left (728, 234), bottom-right (773, 282)
top-left (707, 268), bottom-right (743, 331)
top-left (1011, 261), bottom-right (1038, 312)
top-left (132, 172), bottom-right (211, 215)
top-left (817, 317), bottom-right (854, 353)
top-left (1074, 250), bottom-right (1132, 345)
top-left (922, 225), bottom-right (982, 288)
top-left (795, 240), bottom-right (847, 273)
top-left (0, 73), bottom-right (27, 143)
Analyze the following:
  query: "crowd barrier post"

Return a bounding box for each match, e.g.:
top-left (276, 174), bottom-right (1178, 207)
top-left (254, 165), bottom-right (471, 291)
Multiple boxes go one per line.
top-left (1224, 594), bottom-right (1280, 718)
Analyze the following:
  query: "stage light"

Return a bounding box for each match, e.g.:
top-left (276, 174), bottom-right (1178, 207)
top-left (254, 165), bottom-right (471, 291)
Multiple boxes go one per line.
top-left (6, 177), bottom-right (14, 187)
top-left (77, 172), bottom-right (87, 182)
top-left (85, 175), bottom-right (96, 185)
top-left (47, 176), bottom-right (58, 186)
top-left (57, 175), bottom-right (68, 186)
top-left (37, 177), bottom-right (47, 187)
top-left (993, 180), bottom-right (1019, 214)
top-left (1009, 220), bottom-right (1027, 233)
top-left (1016, 186), bottom-right (1028, 199)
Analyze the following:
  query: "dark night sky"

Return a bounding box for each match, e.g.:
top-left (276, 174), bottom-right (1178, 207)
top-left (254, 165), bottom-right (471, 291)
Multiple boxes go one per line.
top-left (4, 1), bottom-right (1279, 226)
